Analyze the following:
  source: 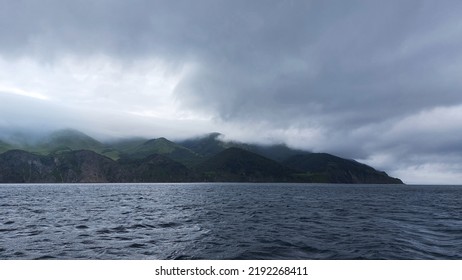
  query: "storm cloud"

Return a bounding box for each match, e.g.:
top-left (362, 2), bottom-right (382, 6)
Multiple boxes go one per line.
top-left (1, 0), bottom-right (462, 183)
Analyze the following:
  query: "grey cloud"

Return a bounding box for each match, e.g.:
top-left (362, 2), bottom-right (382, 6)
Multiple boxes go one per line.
top-left (172, 1), bottom-right (462, 125)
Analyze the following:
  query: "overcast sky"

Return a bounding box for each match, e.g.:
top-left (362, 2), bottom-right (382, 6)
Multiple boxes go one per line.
top-left (1, 0), bottom-right (462, 184)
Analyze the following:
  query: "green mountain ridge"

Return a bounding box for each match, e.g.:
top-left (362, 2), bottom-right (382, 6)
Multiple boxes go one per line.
top-left (179, 132), bottom-right (226, 158)
top-left (179, 133), bottom-right (308, 162)
top-left (38, 129), bottom-right (104, 152)
top-left (0, 129), bottom-right (403, 184)
top-left (121, 137), bottom-right (201, 167)
top-left (0, 149), bottom-right (192, 183)
top-left (283, 153), bottom-right (403, 184)
top-left (196, 147), bottom-right (295, 182)
top-left (0, 140), bottom-right (12, 154)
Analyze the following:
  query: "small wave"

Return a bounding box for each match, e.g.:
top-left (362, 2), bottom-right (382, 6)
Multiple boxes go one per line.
top-left (166, 251), bottom-right (195, 260)
top-left (128, 223), bottom-right (156, 229)
top-left (34, 255), bottom-right (56, 260)
top-left (75, 225), bottom-right (89, 229)
top-left (0, 228), bottom-right (16, 233)
top-left (96, 229), bottom-right (111, 234)
top-left (97, 226), bottom-right (128, 234)
top-left (127, 243), bottom-right (146, 249)
top-left (13, 251), bottom-right (25, 257)
top-left (116, 236), bottom-right (132, 241)
top-left (157, 222), bottom-right (180, 228)
top-left (111, 225), bottom-right (128, 233)
top-left (26, 230), bottom-right (43, 236)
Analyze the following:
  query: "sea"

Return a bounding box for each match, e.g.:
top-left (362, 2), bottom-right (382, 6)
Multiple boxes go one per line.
top-left (0, 183), bottom-right (461, 260)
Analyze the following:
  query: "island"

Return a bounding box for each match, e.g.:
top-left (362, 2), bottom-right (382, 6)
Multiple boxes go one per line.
top-left (0, 129), bottom-right (403, 184)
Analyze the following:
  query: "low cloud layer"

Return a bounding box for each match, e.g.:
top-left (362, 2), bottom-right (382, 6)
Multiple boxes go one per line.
top-left (1, 0), bottom-right (462, 183)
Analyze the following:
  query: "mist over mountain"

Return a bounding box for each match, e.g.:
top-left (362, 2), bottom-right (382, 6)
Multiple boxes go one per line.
top-left (0, 129), bottom-right (402, 184)
top-left (0, 140), bottom-right (12, 154)
top-left (179, 132), bottom-right (309, 162)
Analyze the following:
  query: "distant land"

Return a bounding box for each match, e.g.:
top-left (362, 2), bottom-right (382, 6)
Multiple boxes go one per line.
top-left (0, 129), bottom-right (403, 184)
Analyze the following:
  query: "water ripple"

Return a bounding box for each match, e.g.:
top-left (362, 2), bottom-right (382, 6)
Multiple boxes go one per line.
top-left (0, 183), bottom-right (461, 259)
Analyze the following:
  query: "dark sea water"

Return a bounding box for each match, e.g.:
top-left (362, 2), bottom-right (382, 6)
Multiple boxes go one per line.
top-left (0, 183), bottom-right (461, 260)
